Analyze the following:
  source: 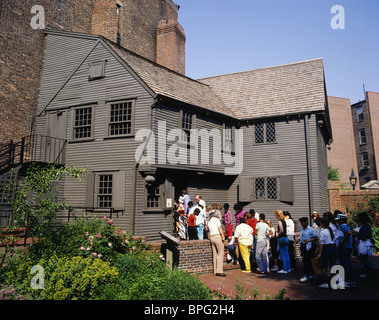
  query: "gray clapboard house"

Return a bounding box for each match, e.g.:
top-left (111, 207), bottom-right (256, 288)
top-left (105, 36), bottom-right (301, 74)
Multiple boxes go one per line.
top-left (33, 30), bottom-right (332, 241)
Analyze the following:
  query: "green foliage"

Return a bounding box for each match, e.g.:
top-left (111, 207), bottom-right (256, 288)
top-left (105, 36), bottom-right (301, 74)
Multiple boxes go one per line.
top-left (41, 257), bottom-right (118, 300)
top-left (328, 165), bottom-right (341, 181)
top-left (94, 253), bottom-right (213, 300)
top-left (25, 216), bottom-right (148, 263)
top-left (346, 195), bottom-right (379, 253)
top-left (3, 163), bottom-right (87, 239)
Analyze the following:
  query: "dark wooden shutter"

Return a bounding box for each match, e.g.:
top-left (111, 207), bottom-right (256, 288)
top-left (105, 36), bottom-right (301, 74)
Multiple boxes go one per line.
top-left (85, 172), bottom-right (95, 208)
top-left (238, 176), bottom-right (251, 203)
top-left (280, 176), bottom-right (294, 203)
top-left (113, 171), bottom-right (126, 210)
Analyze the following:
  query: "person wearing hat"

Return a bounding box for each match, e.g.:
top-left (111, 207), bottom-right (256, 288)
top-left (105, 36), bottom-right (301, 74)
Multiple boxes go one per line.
top-left (336, 213), bottom-right (356, 288)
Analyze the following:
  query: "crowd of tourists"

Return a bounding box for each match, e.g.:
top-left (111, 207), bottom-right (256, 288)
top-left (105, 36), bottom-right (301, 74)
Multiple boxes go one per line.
top-left (173, 190), bottom-right (375, 287)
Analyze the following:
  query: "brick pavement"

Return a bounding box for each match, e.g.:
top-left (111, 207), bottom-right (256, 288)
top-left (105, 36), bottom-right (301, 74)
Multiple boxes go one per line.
top-left (197, 256), bottom-right (379, 300)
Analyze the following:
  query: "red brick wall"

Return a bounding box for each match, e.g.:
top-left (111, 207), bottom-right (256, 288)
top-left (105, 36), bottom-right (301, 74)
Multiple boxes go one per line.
top-left (0, 0), bottom-right (94, 145)
top-left (156, 19), bottom-right (186, 75)
top-left (0, 0), bottom-right (183, 145)
top-left (176, 240), bottom-right (213, 275)
top-left (328, 180), bottom-right (379, 213)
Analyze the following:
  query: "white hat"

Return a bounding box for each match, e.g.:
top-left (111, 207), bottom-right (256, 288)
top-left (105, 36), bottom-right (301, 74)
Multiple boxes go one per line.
top-left (335, 213), bottom-right (347, 220)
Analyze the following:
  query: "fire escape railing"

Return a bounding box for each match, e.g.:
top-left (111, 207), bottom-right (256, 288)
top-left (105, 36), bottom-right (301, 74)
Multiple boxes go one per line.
top-left (0, 135), bottom-right (67, 174)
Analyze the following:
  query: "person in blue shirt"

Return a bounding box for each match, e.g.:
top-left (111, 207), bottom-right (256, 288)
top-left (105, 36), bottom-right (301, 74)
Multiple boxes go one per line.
top-left (299, 217), bottom-right (318, 283)
top-left (336, 213), bottom-right (356, 288)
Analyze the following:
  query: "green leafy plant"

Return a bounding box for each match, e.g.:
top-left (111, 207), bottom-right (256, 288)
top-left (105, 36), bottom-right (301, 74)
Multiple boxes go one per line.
top-left (328, 165), bottom-right (341, 181)
top-left (3, 163), bottom-right (87, 240)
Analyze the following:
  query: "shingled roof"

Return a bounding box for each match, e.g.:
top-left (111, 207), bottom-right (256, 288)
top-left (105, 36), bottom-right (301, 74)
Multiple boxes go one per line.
top-left (198, 58), bottom-right (326, 120)
top-left (104, 38), bottom-right (237, 118)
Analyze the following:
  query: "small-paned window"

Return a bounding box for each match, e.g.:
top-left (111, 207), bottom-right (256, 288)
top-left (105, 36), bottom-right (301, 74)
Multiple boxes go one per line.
top-left (181, 111), bottom-right (193, 144)
top-left (223, 125), bottom-right (233, 151)
top-left (109, 101), bottom-right (133, 136)
top-left (359, 128), bottom-right (367, 145)
top-left (74, 107), bottom-right (93, 139)
top-left (98, 174), bottom-right (113, 208)
top-left (146, 185), bottom-right (161, 209)
top-left (253, 177), bottom-right (279, 200)
top-left (255, 122), bottom-right (276, 144)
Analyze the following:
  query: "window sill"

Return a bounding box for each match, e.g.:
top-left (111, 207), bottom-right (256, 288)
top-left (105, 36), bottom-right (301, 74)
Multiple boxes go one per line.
top-left (143, 209), bottom-right (165, 214)
top-left (68, 138), bottom-right (95, 144)
top-left (103, 135), bottom-right (135, 141)
top-left (253, 141), bottom-right (278, 146)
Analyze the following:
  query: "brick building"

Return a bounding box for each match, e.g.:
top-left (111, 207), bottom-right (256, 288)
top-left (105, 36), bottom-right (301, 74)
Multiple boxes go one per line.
top-left (0, 0), bottom-right (184, 145)
top-left (328, 91), bottom-right (379, 189)
top-left (327, 96), bottom-right (359, 188)
top-left (351, 91), bottom-right (379, 187)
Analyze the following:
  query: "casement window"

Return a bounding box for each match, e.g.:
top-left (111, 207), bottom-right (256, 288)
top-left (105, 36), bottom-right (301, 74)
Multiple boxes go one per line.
top-left (108, 100), bottom-right (135, 137)
top-left (223, 124), bottom-right (235, 153)
top-left (98, 174), bottom-right (113, 208)
top-left (73, 106), bottom-right (93, 140)
top-left (238, 175), bottom-right (293, 203)
top-left (357, 106), bottom-right (364, 122)
top-left (255, 122), bottom-right (276, 144)
top-left (254, 177), bottom-right (279, 200)
top-left (180, 110), bottom-right (194, 144)
top-left (86, 171), bottom-right (125, 210)
top-left (362, 152), bottom-right (369, 167)
top-left (359, 128), bottom-right (367, 145)
top-left (146, 184), bottom-right (162, 209)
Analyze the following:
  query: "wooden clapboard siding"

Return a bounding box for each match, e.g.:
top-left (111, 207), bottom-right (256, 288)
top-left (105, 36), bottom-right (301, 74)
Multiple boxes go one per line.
top-left (226, 115), bottom-right (320, 230)
top-left (34, 31), bottom-right (330, 241)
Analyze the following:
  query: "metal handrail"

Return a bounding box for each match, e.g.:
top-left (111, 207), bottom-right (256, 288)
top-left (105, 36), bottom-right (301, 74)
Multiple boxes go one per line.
top-left (0, 135), bottom-right (67, 174)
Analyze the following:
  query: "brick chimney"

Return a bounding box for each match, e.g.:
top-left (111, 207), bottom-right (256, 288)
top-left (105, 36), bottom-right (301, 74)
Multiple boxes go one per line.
top-left (156, 19), bottom-right (186, 75)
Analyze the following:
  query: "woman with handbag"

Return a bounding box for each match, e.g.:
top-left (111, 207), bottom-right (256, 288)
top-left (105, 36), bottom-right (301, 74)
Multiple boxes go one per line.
top-left (275, 210), bottom-right (291, 274)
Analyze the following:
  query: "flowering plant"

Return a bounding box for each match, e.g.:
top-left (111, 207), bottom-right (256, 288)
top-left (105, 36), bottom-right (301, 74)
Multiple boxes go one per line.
top-left (78, 217), bottom-right (147, 262)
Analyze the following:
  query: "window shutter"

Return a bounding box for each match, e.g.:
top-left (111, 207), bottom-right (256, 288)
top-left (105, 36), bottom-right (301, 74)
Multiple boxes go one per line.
top-left (238, 176), bottom-right (251, 203)
top-left (85, 172), bottom-right (95, 208)
top-left (113, 171), bottom-right (126, 210)
top-left (280, 176), bottom-right (294, 203)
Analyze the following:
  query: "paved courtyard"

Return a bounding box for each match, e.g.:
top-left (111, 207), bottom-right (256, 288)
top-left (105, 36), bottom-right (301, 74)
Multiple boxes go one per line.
top-left (198, 255), bottom-right (379, 300)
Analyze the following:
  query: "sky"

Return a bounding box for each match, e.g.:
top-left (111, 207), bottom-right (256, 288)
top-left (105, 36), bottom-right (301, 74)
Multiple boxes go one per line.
top-left (174, 0), bottom-right (379, 104)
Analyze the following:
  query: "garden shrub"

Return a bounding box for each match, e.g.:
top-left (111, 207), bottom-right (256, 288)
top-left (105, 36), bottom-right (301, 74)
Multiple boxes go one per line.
top-left (156, 269), bottom-right (214, 300)
top-left (39, 256), bottom-right (119, 300)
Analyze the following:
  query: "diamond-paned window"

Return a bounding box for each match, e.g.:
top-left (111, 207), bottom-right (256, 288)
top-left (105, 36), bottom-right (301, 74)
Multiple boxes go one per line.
top-left (253, 177), bottom-right (279, 200)
top-left (255, 178), bottom-right (265, 200)
top-left (267, 177), bottom-right (278, 199)
top-left (255, 122), bottom-right (276, 144)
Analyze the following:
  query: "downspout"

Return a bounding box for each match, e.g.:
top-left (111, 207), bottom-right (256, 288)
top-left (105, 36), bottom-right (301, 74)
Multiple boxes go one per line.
top-left (131, 97), bottom-right (157, 234)
top-left (304, 114), bottom-right (314, 222)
